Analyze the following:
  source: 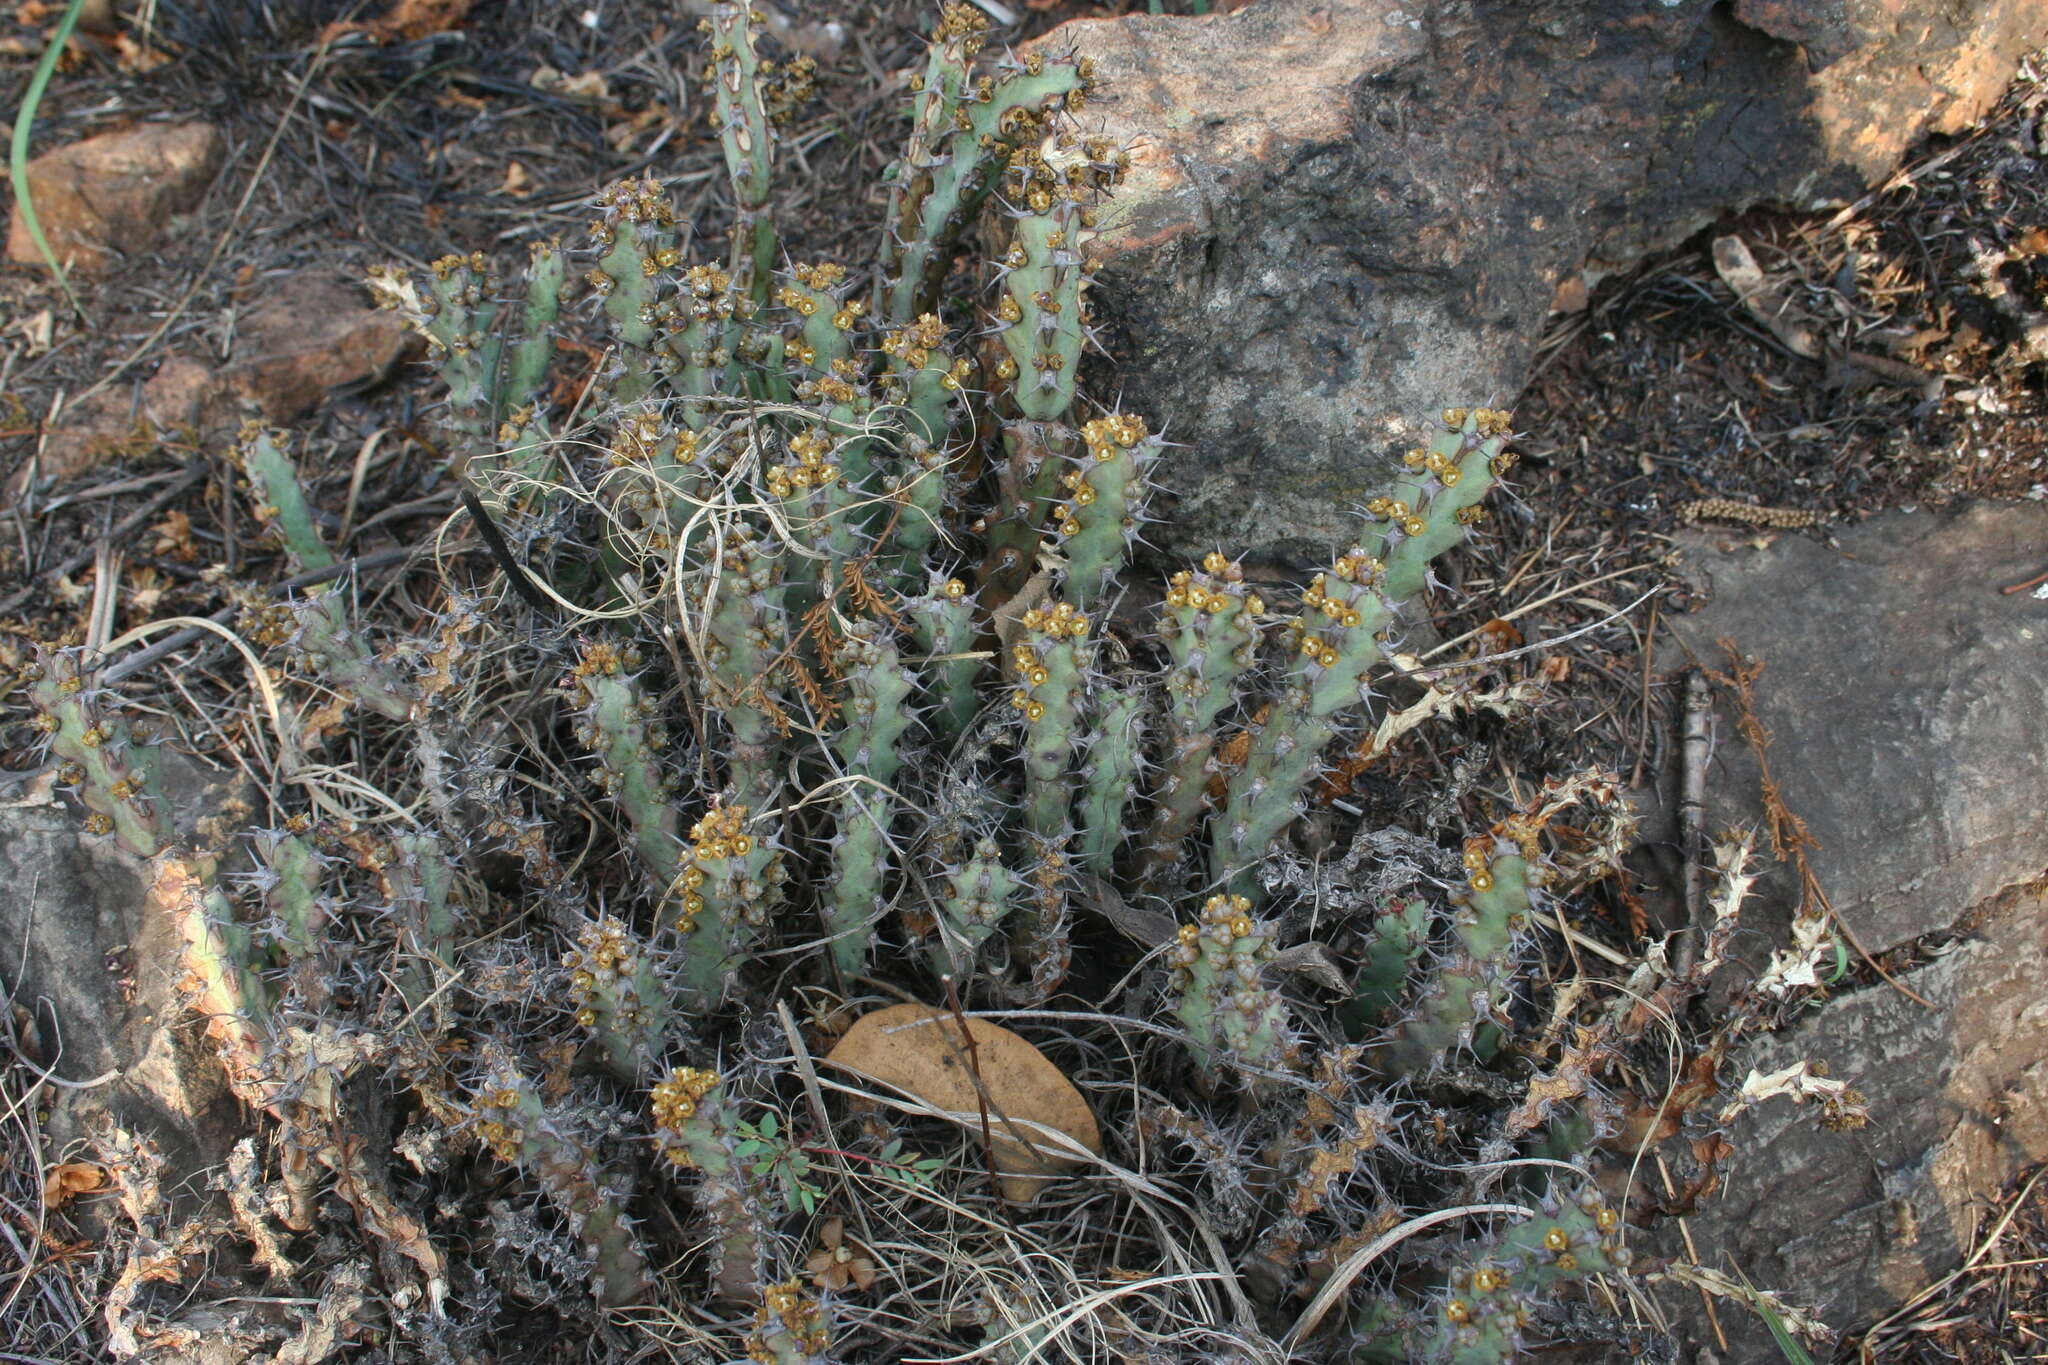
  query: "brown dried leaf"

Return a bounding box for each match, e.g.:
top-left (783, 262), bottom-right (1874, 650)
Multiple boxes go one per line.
top-left (825, 1003), bottom-right (1100, 1204)
top-left (43, 1160), bottom-right (106, 1209)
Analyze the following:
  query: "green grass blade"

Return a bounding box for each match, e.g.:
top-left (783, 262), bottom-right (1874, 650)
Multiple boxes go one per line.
top-left (10, 0), bottom-right (90, 319)
top-left (1737, 1267), bottom-right (1818, 1365)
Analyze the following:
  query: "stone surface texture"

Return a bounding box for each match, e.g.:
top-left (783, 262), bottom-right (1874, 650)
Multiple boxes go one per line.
top-left (1029, 0), bottom-right (2037, 561)
top-left (0, 757), bottom-right (256, 1213)
top-left (220, 273), bottom-right (414, 420)
top-left (1679, 884), bottom-right (2048, 1355)
top-left (1667, 501), bottom-right (2048, 954)
top-left (1643, 500), bottom-right (2048, 1356)
top-left (6, 121), bottom-right (225, 271)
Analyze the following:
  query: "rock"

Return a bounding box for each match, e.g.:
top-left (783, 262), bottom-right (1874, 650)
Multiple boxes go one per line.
top-left (1664, 502), bottom-right (2048, 954)
top-left (0, 754), bottom-right (258, 1216)
top-left (31, 273), bottom-right (411, 482)
top-left (1032, 0), bottom-right (2036, 561)
top-left (217, 273), bottom-right (414, 422)
top-left (36, 356), bottom-right (214, 482)
top-left (6, 122), bottom-right (225, 272)
top-left (1671, 881), bottom-right (2048, 1353)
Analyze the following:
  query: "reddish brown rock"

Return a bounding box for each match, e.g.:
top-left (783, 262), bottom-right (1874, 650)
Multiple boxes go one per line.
top-left (36, 356), bottom-right (214, 482)
top-left (217, 274), bottom-right (413, 421)
top-left (6, 121), bottom-right (225, 272)
top-left (31, 274), bottom-right (411, 482)
top-left (1033, 0), bottom-right (2037, 563)
top-left (1667, 883), bottom-right (2048, 1357)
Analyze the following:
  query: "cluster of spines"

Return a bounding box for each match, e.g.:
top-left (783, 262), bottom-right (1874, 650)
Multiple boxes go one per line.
top-left (568, 641), bottom-right (683, 891)
top-left (933, 836), bottom-right (1021, 977)
top-left (237, 425), bottom-right (334, 572)
top-left (988, 133), bottom-right (1125, 420)
top-left (823, 621), bottom-right (918, 976)
top-left (585, 178), bottom-right (686, 406)
top-left (1056, 412), bottom-right (1156, 604)
top-left (700, 2), bottom-right (816, 298)
top-left (364, 241), bottom-right (564, 454)
top-left (1339, 897), bottom-right (1430, 1040)
top-left (24, 647), bottom-right (173, 857)
top-left (877, 311), bottom-right (970, 474)
top-left (1169, 893), bottom-right (1294, 1076)
top-left (1075, 689), bottom-right (1144, 877)
top-left (1374, 843), bottom-right (1535, 1078)
top-left (677, 803), bottom-right (786, 1004)
top-left (564, 915), bottom-right (672, 1081)
top-left (703, 533), bottom-right (792, 814)
top-left (380, 831), bottom-right (461, 1030)
top-left (245, 823), bottom-right (331, 969)
top-left (904, 573), bottom-right (981, 743)
top-left (285, 585), bottom-right (415, 723)
top-left (882, 2), bottom-right (1093, 320)
top-left (469, 1047), bottom-right (650, 1307)
top-left (1008, 600), bottom-right (1092, 839)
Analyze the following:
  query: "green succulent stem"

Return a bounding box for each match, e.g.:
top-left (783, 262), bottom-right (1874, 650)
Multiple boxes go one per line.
top-left (1210, 412), bottom-right (1511, 892)
top-left (27, 647), bottom-right (173, 858)
top-left (1375, 846), bottom-right (1534, 1079)
top-left (475, 1047), bottom-right (650, 1307)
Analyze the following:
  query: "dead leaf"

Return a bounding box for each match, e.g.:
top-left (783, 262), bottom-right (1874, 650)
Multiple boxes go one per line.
top-left (1711, 235), bottom-right (1822, 359)
top-left (824, 1003), bottom-right (1100, 1203)
top-left (44, 1160), bottom-right (106, 1208)
top-left (500, 160), bottom-right (533, 198)
top-left (126, 565), bottom-right (166, 616)
top-left (13, 308), bottom-right (53, 355)
top-left (558, 70), bottom-right (612, 102)
top-left (318, 0), bottom-right (470, 45)
top-left (113, 32), bottom-right (170, 73)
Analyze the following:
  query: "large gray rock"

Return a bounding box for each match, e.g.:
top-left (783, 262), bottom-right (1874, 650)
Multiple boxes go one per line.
top-left (1675, 883), bottom-right (2048, 1356)
top-left (1032, 0), bottom-right (2037, 562)
top-left (1665, 502), bottom-right (2048, 954)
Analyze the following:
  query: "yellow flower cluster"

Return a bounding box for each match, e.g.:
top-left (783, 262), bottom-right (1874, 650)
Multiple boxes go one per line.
top-left (1080, 412), bottom-right (1146, 462)
top-left (751, 1279), bottom-right (829, 1361)
top-left (767, 428), bottom-right (839, 501)
top-left (650, 1065), bottom-right (721, 1144)
top-left (563, 916), bottom-right (651, 1032)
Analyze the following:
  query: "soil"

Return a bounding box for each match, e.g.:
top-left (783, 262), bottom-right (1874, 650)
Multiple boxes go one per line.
top-left (0, 2), bottom-right (2041, 1361)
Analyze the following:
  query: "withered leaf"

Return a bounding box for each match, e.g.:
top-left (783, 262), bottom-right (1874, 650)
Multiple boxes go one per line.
top-left (824, 1003), bottom-right (1100, 1203)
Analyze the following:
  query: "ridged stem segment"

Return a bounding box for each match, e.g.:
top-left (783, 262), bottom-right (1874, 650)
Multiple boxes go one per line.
top-left (824, 622), bottom-right (918, 977)
top-left (1139, 556), bottom-right (1261, 884)
top-left (237, 425), bottom-right (333, 572)
top-left (1168, 893), bottom-right (1293, 1077)
top-left (1374, 844), bottom-right (1534, 1079)
top-left (652, 1065), bottom-right (764, 1303)
top-left (25, 648), bottom-right (173, 858)
top-left (933, 836), bottom-right (1021, 979)
top-left (473, 1047), bottom-right (650, 1307)
top-left (564, 915), bottom-right (672, 1082)
top-left (1210, 410), bottom-right (1513, 891)
top-left (881, 4), bottom-right (1089, 322)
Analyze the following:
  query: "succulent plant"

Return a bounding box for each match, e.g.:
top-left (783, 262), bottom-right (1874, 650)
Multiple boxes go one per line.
top-left (6, 9), bottom-right (1706, 1360)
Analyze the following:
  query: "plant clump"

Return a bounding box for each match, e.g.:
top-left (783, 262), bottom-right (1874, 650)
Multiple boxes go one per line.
top-left (4, 5), bottom-right (1840, 1362)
